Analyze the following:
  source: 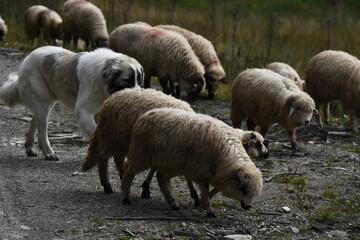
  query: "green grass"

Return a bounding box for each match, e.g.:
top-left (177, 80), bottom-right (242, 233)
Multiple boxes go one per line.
top-left (3, 0), bottom-right (360, 101)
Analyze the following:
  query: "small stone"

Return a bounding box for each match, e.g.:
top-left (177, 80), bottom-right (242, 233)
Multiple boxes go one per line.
top-left (308, 141), bottom-right (314, 144)
top-left (282, 206), bottom-right (290, 213)
top-left (223, 234), bottom-right (252, 240)
top-left (20, 225), bottom-right (31, 231)
top-left (290, 226), bottom-right (299, 233)
top-left (328, 230), bottom-right (347, 238)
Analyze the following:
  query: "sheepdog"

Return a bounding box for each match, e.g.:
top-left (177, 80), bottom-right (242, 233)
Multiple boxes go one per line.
top-left (0, 46), bottom-right (144, 160)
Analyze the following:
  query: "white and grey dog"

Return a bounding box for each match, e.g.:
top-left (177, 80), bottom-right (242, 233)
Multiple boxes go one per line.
top-left (0, 46), bottom-right (144, 160)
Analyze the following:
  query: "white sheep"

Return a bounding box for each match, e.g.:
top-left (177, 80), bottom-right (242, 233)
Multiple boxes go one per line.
top-left (82, 88), bottom-right (194, 194)
top-left (265, 62), bottom-right (305, 91)
top-left (305, 50), bottom-right (360, 131)
top-left (25, 5), bottom-right (62, 45)
top-left (62, 0), bottom-right (109, 48)
top-left (156, 24), bottom-right (226, 99)
top-left (109, 23), bottom-right (206, 101)
top-left (121, 108), bottom-right (263, 218)
top-left (0, 15), bottom-right (8, 41)
top-left (230, 68), bottom-right (317, 151)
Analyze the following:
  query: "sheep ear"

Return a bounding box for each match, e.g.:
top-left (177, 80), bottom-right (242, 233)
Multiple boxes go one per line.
top-left (313, 108), bottom-right (319, 115)
top-left (289, 105), bottom-right (295, 117)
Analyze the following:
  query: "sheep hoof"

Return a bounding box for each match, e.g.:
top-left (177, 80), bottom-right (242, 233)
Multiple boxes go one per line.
top-left (44, 153), bottom-right (59, 161)
top-left (101, 180), bottom-right (113, 194)
top-left (26, 148), bottom-right (37, 157)
top-left (194, 199), bottom-right (201, 208)
top-left (206, 212), bottom-right (216, 218)
top-left (122, 198), bottom-right (130, 205)
top-left (141, 189), bottom-right (151, 199)
top-left (171, 205), bottom-right (179, 210)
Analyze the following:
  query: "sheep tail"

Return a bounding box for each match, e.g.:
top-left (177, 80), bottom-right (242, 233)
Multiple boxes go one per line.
top-left (0, 72), bottom-right (21, 107)
top-left (81, 130), bottom-right (100, 172)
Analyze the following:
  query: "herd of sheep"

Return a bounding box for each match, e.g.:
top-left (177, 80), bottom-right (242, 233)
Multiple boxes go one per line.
top-left (0, 0), bottom-right (359, 217)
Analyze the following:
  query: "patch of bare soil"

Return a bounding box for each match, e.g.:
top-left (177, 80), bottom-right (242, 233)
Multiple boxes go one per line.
top-left (0, 48), bottom-right (359, 240)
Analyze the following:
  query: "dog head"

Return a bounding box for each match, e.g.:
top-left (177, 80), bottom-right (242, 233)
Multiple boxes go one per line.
top-left (103, 57), bottom-right (144, 94)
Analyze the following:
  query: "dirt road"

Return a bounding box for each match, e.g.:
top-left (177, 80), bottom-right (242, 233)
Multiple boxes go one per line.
top-left (0, 48), bottom-right (359, 240)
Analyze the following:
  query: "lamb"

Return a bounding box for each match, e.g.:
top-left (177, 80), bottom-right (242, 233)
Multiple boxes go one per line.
top-left (81, 88), bottom-right (194, 194)
top-left (230, 68), bottom-right (317, 151)
top-left (25, 5), bottom-right (62, 45)
top-left (109, 23), bottom-right (206, 101)
top-left (121, 108), bottom-right (263, 218)
top-left (265, 62), bottom-right (305, 91)
top-left (305, 50), bottom-right (360, 131)
top-left (62, 0), bottom-right (109, 48)
top-left (156, 24), bottom-right (226, 99)
top-left (0, 15), bottom-right (8, 41)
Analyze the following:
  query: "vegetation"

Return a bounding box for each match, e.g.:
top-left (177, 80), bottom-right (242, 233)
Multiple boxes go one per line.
top-left (1, 0), bottom-right (360, 101)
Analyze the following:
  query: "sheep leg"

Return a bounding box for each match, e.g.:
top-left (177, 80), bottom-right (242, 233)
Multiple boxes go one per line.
top-left (317, 103), bottom-right (325, 128)
top-left (156, 171), bottom-right (179, 210)
top-left (198, 184), bottom-right (216, 218)
top-left (144, 76), bottom-right (151, 88)
top-left (231, 113), bottom-right (245, 129)
top-left (349, 110), bottom-right (359, 132)
top-left (159, 78), bottom-right (171, 95)
top-left (114, 154), bottom-right (126, 180)
top-left (208, 187), bottom-right (219, 199)
top-left (120, 171), bottom-right (136, 205)
top-left (97, 157), bottom-right (113, 194)
top-left (246, 119), bottom-right (256, 131)
top-left (185, 178), bottom-right (200, 207)
top-left (260, 126), bottom-right (269, 138)
top-left (324, 103), bottom-right (330, 125)
top-left (141, 168), bottom-right (157, 199)
top-left (286, 129), bottom-right (299, 151)
top-left (25, 117), bottom-right (38, 157)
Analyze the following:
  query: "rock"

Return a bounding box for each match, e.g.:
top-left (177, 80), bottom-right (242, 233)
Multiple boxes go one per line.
top-left (290, 226), bottom-right (299, 233)
top-left (20, 225), bottom-right (30, 231)
top-left (282, 206), bottom-right (290, 213)
top-left (328, 230), bottom-right (347, 238)
top-left (223, 234), bottom-right (252, 240)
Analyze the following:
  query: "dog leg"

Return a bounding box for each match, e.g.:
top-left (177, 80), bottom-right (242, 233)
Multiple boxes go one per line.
top-left (74, 107), bottom-right (96, 140)
top-left (25, 118), bottom-right (38, 157)
top-left (35, 103), bottom-right (58, 161)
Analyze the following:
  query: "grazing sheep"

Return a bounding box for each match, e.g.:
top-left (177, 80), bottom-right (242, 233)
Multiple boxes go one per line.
top-left (140, 129), bottom-right (268, 206)
top-left (62, 0), bottom-right (109, 48)
top-left (109, 23), bottom-right (206, 101)
top-left (81, 88), bottom-right (194, 194)
top-left (0, 15), bottom-right (8, 41)
top-left (156, 24), bottom-right (226, 99)
top-left (230, 68), bottom-right (316, 151)
top-left (25, 5), bottom-right (62, 45)
top-left (265, 62), bottom-right (305, 91)
top-left (0, 46), bottom-right (143, 160)
top-left (305, 50), bottom-right (360, 131)
top-left (121, 108), bottom-right (263, 218)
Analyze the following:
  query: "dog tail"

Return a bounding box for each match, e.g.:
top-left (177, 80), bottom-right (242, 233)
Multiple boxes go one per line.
top-left (81, 130), bottom-right (100, 172)
top-left (0, 72), bottom-right (21, 107)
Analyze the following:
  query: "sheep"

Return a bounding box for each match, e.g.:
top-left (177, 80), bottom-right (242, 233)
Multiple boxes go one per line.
top-left (156, 24), bottom-right (226, 99)
top-left (24, 5), bottom-right (62, 45)
top-left (305, 50), bottom-right (360, 131)
top-left (140, 129), bottom-right (268, 207)
top-left (230, 68), bottom-right (317, 151)
top-left (81, 88), bottom-right (194, 194)
top-left (121, 108), bottom-right (263, 218)
top-left (62, 0), bottom-right (109, 48)
top-left (265, 62), bottom-right (305, 91)
top-left (0, 15), bottom-right (8, 41)
top-left (0, 46), bottom-right (143, 160)
top-left (109, 23), bottom-right (206, 101)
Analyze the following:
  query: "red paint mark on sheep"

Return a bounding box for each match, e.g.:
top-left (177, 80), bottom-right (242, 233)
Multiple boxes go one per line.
top-left (145, 28), bottom-right (167, 41)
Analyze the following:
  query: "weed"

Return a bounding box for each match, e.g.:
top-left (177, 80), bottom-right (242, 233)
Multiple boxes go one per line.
top-left (92, 217), bottom-right (106, 224)
top-left (320, 189), bottom-right (337, 199)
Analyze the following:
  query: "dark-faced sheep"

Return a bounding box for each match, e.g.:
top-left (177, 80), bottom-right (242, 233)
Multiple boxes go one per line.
top-left (265, 62), bottom-right (305, 91)
top-left (0, 15), bottom-right (8, 41)
top-left (121, 108), bottom-right (263, 217)
top-left (156, 24), bottom-right (226, 99)
top-left (81, 88), bottom-right (194, 194)
top-left (305, 50), bottom-right (360, 131)
top-left (109, 23), bottom-right (206, 101)
top-left (231, 68), bottom-right (317, 151)
top-left (25, 5), bottom-right (62, 45)
top-left (62, 0), bottom-right (109, 48)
